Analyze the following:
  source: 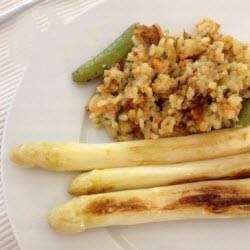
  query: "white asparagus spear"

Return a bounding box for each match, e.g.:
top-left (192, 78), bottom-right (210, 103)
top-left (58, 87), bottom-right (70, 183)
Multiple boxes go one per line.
top-left (49, 178), bottom-right (250, 233)
top-left (69, 153), bottom-right (250, 195)
top-left (11, 127), bottom-right (250, 171)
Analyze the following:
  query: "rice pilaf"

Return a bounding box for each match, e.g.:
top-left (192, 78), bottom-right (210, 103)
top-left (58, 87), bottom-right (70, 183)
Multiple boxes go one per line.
top-left (87, 19), bottom-right (250, 141)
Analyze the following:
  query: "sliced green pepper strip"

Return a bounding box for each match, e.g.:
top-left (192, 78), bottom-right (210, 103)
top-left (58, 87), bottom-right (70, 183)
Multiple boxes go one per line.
top-left (72, 24), bottom-right (135, 83)
top-left (238, 99), bottom-right (250, 126)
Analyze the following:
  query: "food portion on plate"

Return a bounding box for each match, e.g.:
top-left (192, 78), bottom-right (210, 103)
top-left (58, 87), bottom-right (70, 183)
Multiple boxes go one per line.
top-left (72, 24), bottom-right (135, 83)
top-left (68, 153), bottom-right (250, 195)
top-left (10, 126), bottom-right (250, 171)
top-left (49, 178), bottom-right (250, 233)
top-left (10, 18), bottom-right (250, 233)
top-left (85, 19), bottom-right (250, 141)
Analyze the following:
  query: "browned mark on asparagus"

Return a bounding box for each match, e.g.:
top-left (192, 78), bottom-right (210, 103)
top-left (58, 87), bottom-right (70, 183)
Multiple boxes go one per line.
top-left (86, 183), bottom-right (250, 216)
top-left (87, 177), bottom-right (115, 195)
top-left (227, 169), bottom-right (250, 179)
top-left (169, 176), bottom-right (215, 186)
top-left (86, 197), bottom-right (148, 215)
top-left (86, 185), bottom-right (114, 195)
top-left (170, 169), bottom-right (250, 186)
top-left (166, 185), bottom-right (250, 213)
top-left (72, 185), bottom-right (115, 196)
top-left (178, 193), bottom-right (250, 213)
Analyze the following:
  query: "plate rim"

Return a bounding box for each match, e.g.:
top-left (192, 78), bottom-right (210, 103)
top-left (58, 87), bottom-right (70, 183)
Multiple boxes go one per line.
top-left (0, 1), bottom-right (107, 249)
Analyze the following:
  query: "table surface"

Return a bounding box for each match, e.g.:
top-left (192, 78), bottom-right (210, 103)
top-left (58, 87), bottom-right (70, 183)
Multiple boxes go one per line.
top-left (0, 1), bottom-right (97, 249)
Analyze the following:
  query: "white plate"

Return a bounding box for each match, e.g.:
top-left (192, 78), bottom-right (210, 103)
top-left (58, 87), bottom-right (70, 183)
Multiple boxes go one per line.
top-left (2, 0), bottom-right (250, 249)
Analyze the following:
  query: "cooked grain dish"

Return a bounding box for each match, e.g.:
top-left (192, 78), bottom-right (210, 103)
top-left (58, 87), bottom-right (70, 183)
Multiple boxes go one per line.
top-left (87, 19), bottom-right (250, 141)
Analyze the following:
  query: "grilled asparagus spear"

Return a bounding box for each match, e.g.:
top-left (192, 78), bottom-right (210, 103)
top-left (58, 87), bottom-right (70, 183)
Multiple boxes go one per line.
top-left (69, 153), bottom-right (250, 195)
top-left (49, 178), bottom-right (250, 233)
top-left (10, 127), bottom-right (250, 171)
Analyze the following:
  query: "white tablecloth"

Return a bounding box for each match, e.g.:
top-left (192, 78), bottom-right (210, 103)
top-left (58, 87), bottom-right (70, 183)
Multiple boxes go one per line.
top-left (0, 1), bottom-right (97, 249)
